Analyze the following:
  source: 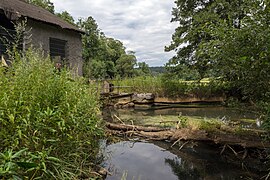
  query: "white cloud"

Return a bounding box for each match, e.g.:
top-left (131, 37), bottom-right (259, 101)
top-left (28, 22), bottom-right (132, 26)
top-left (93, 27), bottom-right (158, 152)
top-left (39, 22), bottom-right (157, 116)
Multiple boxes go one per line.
top-left (51, 0), bottom-right (177, 66)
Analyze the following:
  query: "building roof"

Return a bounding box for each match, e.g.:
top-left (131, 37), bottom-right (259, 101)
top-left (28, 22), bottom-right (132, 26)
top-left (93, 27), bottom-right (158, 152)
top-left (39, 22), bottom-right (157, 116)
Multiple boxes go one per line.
top-left (0, 0), bottom-right (83, 33)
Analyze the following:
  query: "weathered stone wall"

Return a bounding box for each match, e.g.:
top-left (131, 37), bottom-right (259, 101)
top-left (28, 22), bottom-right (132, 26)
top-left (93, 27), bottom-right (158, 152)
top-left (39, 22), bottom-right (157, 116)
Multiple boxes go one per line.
top-left (26, 19), bottom-right (83, 76)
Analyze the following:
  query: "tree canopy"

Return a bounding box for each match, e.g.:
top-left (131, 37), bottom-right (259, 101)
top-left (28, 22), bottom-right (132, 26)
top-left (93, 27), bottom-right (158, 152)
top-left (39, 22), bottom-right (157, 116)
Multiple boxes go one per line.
top-left (166, 0), bottom-right (270, 101)
top-left (77, 17), bottom-right (140, 79)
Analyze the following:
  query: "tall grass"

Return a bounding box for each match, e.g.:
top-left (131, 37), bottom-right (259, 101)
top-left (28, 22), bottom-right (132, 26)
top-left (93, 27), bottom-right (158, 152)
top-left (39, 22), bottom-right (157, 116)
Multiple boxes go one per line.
top-left (112, 76), bottom-right (226, 98)
top-left (0, 50), bottom-right (103, 179)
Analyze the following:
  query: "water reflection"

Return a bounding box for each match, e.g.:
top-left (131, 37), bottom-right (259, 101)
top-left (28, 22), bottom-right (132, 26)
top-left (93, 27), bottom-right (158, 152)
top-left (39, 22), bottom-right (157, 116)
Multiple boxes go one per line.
top-left (103, 141), bottom-right (261, 180)
top-left (165, 157), bottom-right (201, 180)
top-left (104, 141), bottom-right (179, 180)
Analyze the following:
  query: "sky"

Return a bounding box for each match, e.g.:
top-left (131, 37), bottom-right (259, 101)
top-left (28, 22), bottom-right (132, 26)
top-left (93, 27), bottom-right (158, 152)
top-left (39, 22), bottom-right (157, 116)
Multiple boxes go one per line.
top-left (51, 0), bottom-right (177, 67)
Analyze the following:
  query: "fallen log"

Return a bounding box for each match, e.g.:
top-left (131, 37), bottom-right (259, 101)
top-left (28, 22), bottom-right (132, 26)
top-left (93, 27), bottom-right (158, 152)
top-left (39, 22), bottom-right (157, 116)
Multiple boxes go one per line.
top-left (106, 123), bottom-right (270, 149)
top-left (106, 122), bottom-right (170, 132)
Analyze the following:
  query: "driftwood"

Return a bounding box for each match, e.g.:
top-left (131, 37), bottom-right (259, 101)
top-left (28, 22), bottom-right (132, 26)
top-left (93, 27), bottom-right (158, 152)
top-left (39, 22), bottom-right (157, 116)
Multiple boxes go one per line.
top-left (106, 123), bottom-right (270, 149)
top-left (106, 122), bottom-right (170, 132)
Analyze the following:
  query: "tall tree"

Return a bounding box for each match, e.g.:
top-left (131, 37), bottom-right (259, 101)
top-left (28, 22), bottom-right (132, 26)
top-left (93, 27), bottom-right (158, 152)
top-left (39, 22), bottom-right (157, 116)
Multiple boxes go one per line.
top-left (116, 52), bottom-right (137, 78)
top-left (165, 0), bottom-right (246, 78)
top-left (204, 0), bottom-right (270, 100)
top-left (167, 0), bottom-right (270, 101)
top-left (78, 16), bottom-right (101, 62)
top-left (78, 17), bottom-right (131, 79)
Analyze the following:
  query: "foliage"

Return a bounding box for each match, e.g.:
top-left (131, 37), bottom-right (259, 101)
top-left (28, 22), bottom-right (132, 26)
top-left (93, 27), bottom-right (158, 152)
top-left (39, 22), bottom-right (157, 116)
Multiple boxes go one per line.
top-left (167, 0), bottom-right (270, 129)
top-left (0, 20), bottom-right (26, 62)
top-left (78, 16), bottom-right (101, 63)
top-left (200, 0), bottom-right (270, 102)
top-left (178, 113), bottom-right (188, 128)
top-left (166, 0), bottom-right (270, 99)
top-left (57, 11), bottom-right (76, 26)
top-left (27, 0), bottom-right (55, 13)
top-left (0, 50), bottom-right (103, 179)
top-left (136, 62), bottom-right (151, 76)
top-left (112, 76), bottom-right (225, 98)
top-left (86, 59), bottom-right (107, 79)
top-left (116, 53), bottom-right (137, 78)
top-left (78, 17), bottom-right (137, 79)
top-left (149, 66), bottom-right (166, 76)
top-left (165, 64), bottom-right (200, 81)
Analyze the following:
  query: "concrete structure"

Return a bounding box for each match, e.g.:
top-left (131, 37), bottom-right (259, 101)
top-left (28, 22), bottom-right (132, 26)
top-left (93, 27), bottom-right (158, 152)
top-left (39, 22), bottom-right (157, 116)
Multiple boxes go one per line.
top-left (0, 0), bottom-right (84, 75)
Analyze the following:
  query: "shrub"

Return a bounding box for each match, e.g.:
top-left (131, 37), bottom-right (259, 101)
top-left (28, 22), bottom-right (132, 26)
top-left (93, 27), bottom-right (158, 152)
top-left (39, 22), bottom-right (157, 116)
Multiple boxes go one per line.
top-left (0, 50), bottom-right (103, 179)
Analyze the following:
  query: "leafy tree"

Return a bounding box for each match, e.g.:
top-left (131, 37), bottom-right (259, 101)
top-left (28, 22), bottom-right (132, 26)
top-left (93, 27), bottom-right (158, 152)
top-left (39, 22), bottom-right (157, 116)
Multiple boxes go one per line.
top-left (165, 0), bottom-right (247, 79)
top-left (78, 16), bottom-right (101, 63)
top-left (116, 53), bottom-right (137, 78)
top-left (167, 0), bottom-right (270, 101)
top-left (137, 62), bottom-right (151, 75)
top-left (27, 0), bottom-right (55, 13)
top-left (195, 0), bottom-right (270, 101)
top-left (98, 37), bottom-right (125, 78)
top-left (105, 38), bottom-right (126, 64)
top-left (57, 11), bottom-right (76, 26)
top-left (104, 60), bottom-right (117, 79)
top-left (78, 16), bottom-right (133, 79)
top-left (87, 59), bottom-right (107, 79)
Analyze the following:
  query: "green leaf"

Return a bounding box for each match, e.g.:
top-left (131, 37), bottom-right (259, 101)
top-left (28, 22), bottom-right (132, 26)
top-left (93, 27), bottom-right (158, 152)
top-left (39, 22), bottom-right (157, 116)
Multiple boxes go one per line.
top-left (12, 175), bottom-right (23, 180)
top-left (12, 148), bottom-right (28, 159)
top-left (47, 156), bottom-right (60, 162)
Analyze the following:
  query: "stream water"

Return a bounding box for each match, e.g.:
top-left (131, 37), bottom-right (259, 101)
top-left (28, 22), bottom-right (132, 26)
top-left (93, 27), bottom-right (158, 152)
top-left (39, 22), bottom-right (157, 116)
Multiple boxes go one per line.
top-left (103, 105), bottom-right (261, 128)
top-left (102, 106), bottom-right (266, 179)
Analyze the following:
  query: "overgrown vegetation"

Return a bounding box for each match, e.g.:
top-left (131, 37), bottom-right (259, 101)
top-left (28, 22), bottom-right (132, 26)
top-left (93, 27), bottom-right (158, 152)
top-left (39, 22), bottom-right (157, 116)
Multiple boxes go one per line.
top-left (0, 50), bottom-right (103, 179)
top-left (112, 76), bottom-right (226, 98)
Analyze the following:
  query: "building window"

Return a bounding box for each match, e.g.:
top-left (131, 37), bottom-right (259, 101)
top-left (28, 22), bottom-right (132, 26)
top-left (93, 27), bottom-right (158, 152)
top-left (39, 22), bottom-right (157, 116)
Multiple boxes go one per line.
top-left (49, 38), bottom-right (67, 60)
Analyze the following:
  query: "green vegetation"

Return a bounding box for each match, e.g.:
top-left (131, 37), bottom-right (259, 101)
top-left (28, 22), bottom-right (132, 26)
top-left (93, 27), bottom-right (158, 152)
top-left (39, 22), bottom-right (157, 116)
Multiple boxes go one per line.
top-left (115, 113), bottom-right (223, 131)
top-left (112, 76), bottom-right (225, 98)
top-left (0, 50), bottom-right (103, 179)
top-left (166, 0), bottom-right (270, 130)
top-left (77, 17), bottom-right (142, 79)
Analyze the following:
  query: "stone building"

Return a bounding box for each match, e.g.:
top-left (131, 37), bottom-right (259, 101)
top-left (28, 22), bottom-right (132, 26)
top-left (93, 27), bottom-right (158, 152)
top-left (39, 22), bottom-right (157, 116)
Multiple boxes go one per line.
top-left (0, 0), bottom-right (84, 75)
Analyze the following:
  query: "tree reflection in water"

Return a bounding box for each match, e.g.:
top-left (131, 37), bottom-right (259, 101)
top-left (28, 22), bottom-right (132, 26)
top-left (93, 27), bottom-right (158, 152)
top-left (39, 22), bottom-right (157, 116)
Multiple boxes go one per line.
top-left (165, 157), bottom-right (201, 180)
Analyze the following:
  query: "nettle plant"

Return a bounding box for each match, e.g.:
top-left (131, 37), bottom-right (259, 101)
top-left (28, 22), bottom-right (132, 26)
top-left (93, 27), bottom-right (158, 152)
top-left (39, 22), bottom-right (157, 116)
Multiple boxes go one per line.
top-left (0, 47), bottom-right (103, 179)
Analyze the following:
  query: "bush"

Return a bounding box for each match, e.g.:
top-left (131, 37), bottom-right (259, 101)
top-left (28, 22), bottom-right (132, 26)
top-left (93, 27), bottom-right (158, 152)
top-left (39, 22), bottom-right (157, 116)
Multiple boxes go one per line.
top-left (0, 50), bottom-right (103, 179)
